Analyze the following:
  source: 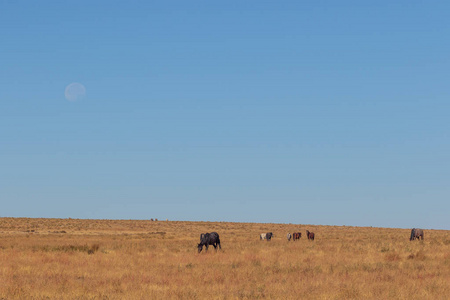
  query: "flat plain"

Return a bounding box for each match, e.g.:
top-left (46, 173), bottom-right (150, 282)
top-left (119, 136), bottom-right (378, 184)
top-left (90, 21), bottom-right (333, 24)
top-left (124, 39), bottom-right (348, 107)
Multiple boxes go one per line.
top-left (0, 217), bottom-right (449, 299)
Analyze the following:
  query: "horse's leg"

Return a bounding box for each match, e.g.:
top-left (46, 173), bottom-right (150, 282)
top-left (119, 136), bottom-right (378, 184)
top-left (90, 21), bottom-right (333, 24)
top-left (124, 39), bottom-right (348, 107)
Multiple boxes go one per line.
top-left (205, 244), bottom-right (209, 252)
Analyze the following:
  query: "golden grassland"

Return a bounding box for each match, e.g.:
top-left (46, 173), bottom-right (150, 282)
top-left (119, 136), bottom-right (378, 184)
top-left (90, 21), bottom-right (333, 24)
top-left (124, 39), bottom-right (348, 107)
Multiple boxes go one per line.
top-left (0, 218), bottom-right (449, 299)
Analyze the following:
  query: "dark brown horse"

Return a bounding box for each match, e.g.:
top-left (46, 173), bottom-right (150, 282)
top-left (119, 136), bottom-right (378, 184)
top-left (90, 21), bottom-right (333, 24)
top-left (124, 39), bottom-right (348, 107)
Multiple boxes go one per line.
top-left (306, 230), bottom-right (315, 241)
top-left (292, 232), bottom-right (301, 241)
top-left (198, 232), bottom-right (221, 253)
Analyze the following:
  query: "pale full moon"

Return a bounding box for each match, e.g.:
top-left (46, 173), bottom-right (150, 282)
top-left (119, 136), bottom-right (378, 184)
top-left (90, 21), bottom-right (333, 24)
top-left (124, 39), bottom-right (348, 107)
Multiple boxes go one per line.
top-left (65, 82), bottom-right (86, 101)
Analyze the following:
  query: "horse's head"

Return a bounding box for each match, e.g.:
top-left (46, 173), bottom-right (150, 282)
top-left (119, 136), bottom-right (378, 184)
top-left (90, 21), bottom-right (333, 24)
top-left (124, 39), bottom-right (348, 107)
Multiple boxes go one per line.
top-left (197, 243), bottom-right (203, 253)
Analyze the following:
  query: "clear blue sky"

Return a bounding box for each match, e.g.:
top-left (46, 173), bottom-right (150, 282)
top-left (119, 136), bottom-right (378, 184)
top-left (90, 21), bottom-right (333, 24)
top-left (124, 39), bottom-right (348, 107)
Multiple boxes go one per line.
top-left (1, 1), bottom-right (449, 229)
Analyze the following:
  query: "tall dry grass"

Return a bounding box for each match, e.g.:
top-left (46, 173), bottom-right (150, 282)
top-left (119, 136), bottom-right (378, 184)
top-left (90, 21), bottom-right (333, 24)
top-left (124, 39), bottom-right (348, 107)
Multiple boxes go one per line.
top-left (0, 218), bottom-right (449, 299)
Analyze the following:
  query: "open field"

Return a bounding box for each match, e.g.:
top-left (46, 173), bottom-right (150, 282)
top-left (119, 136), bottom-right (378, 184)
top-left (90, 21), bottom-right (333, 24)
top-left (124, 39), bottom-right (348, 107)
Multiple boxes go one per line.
top-left (0, 218), bottom-right (449, 299)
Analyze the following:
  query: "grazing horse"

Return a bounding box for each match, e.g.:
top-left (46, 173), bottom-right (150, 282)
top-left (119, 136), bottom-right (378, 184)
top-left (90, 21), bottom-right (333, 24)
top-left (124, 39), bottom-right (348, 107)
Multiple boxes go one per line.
top-left (293, 232), bottom-right (301, 241)
top-left (287, 233), bottom-right (292, 241)
top-left (410, 228), bottom-right (424, 241)
top-left (306, 230), bottom-right (315, 241)
top-left (260, 232), bottom-right (273, 241)
top-left (198, 232), bottom-right (221, 253)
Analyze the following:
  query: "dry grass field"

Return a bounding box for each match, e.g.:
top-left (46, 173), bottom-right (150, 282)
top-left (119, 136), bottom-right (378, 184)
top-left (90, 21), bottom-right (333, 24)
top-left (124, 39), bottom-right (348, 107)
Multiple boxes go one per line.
top-left (0, 217), bottom-right (449, 299)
